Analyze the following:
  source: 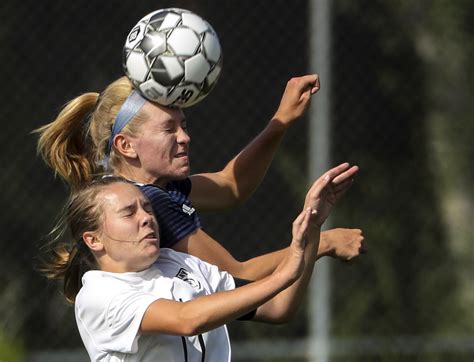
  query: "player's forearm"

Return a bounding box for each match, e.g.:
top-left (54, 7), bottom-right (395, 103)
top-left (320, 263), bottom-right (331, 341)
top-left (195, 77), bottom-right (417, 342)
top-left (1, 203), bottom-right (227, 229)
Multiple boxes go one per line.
top-left (217, 119), bottom-right (288, 206)
top-left (178, 271), bottom-right (294, 335)
top-left (238, 248), bottom-right (288, 280)
top-left (254, 229), bottom-right (320, 323)
top-left (238, 230), bottom-right (334, 280)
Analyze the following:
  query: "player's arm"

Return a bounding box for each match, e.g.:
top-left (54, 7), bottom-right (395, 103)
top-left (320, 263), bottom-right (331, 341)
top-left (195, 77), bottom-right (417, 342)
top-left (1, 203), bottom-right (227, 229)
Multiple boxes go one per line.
top-left (188, 74), bottom-right (320, 211)
top-left (174, 162), bottom-right (362, 279)
top-left (254, 222), bottom-right (319, 323)
top-left (140, 269), bottom-right (296, 336)
top-left (172, 225), bottom-right (365, 282)
top-left (172, 228), bottom-right (286, 281)
top-left (140, 212), bottom-right (312, 335)
top-left (253, 163), bottom-right (356, 322)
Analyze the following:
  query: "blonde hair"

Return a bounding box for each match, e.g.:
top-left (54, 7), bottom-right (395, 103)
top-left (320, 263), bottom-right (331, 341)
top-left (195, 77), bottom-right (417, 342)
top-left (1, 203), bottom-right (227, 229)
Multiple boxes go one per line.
top-left (39, 176), bottom-right (131, 303)
top-left (35, 77), bottom-right (146, 190)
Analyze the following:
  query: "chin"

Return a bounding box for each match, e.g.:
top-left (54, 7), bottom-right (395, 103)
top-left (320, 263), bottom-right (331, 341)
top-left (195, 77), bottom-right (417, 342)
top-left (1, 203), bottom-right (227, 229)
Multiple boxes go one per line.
top-left (175, 169), bottom-right (191, 180)
top-left (145, 244), bottom-right (160, 258)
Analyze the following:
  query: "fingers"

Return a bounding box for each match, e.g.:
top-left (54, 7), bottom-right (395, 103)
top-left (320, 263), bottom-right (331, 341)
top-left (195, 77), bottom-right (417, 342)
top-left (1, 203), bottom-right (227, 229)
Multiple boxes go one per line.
top-left (332, 178), bottom-right (354, 200)
top-left (302, 74), bottom-right (320, 95)
top-left (305, 74), bottom-right (320, 96)
top-left (292, 208), bottom-right (312, 247)
top-left (333, 178), bottom-right (353, 193)
top-left (331, 165), bottom-right (359, 185)
top-left (342, 229), bottom-right (367, 263)
top-left (307, 163), bottom-right (346, 195)
top-left (310, 75), bottom-right (320, 94)
top-left (307, 163), bottom-right (358, 194)
top-left (290, 74), bottom-right (320, 96)
top-left (331, 165), bottom-right (359, 201)
top-left (324, 162), bottom-right (353, 179)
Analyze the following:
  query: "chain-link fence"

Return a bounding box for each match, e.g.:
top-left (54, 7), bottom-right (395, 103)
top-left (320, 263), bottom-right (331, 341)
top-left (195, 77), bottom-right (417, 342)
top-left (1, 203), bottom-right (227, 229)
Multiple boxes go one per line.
top-left (1, 0), bottom-right (473, 361)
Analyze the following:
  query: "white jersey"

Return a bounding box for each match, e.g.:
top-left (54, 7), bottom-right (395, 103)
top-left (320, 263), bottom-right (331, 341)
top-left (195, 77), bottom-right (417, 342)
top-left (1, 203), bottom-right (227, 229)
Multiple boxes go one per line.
top-left (75, 248), bottom-right (235, 362)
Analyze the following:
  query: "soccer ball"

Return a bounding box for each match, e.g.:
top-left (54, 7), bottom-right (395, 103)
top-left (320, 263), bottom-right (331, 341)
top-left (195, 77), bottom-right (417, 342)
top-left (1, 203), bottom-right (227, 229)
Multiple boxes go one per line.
top-left (123, 8), bottom-right (223, 108)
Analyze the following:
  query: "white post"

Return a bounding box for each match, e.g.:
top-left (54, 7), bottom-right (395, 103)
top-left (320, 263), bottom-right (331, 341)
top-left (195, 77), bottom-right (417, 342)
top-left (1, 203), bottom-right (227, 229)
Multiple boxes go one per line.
top-left (308, 0), bottom-right (332, 361)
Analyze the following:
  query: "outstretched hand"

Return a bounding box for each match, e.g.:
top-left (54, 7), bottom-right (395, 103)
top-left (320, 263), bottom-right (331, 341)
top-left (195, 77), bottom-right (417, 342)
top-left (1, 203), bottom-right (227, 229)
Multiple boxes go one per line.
top-left (304, 163), bottom-right (359, 227)
top-left (272, 74), bottom-right (320, 127)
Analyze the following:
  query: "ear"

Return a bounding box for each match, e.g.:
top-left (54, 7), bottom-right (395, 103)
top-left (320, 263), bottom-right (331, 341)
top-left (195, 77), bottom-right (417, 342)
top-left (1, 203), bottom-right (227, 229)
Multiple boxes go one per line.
top-left (82, 232), bottom-right (104, 251)
top-left (113, 134), bottom-right (137, 159)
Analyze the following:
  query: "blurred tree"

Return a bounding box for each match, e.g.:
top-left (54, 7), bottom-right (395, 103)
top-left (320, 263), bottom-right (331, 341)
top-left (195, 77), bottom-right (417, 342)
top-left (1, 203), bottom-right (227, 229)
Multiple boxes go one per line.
top-left (412, 0), bottom-right (474, 332)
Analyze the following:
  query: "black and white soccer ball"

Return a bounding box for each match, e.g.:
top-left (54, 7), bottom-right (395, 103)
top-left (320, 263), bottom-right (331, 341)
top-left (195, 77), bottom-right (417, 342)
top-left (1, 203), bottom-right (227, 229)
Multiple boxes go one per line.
top-left (123, 8), bottom-right (223, 108)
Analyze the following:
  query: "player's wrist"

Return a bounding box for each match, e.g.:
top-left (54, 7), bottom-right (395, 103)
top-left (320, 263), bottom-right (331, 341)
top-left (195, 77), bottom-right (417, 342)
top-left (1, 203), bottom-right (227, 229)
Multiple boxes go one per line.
top-left (269, 113), bottom-right (293, 130)
top-left (272, 257), bottom-right (300, 287)
top-left (316, 237), bottom-right (334, 258)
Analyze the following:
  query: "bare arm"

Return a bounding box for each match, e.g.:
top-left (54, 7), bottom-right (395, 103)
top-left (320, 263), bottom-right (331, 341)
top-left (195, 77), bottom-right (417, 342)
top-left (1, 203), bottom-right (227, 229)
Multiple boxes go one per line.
top-left (253, 163), bottom-right (357, 322)
top-left (141, 163), bottom-right (358, 334)
top-left (254, 212), bottom-right (319, 323)
top-left (172, 226), bottom-right (365, 282)
top-left (140, 269), bottom-right (296, 336)
top-left (140, 212), bottom-right (313, 335)
top-left (189, 74), bottom-right (320, 211)
top-left (171, 228), bottom-right (287, 281)
top-left (173, 163), bottom-right (363, 280)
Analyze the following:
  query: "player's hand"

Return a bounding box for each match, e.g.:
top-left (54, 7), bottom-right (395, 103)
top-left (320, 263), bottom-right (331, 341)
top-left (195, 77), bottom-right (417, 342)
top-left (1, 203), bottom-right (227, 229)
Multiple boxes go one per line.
top-left (275, 208), bottom-right (312, 283)
top-left (319, 228), bottom-right (367, 262)
top-left (272, 74), bottom-right (320, 127)
top-left (304, 163), bottom-right (359, 228)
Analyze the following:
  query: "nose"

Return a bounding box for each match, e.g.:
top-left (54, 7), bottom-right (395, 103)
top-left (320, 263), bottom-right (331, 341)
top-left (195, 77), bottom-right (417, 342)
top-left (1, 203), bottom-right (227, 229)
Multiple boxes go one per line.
top-left (177, 126), bottom-right (190, 145)
top-left (139, 208), bottom-right (154, 227)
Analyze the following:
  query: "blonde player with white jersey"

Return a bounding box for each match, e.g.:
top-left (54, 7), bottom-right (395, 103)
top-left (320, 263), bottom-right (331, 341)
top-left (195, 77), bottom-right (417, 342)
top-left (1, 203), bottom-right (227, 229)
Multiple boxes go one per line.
top-left (41, 163), bottom-right (356, 361)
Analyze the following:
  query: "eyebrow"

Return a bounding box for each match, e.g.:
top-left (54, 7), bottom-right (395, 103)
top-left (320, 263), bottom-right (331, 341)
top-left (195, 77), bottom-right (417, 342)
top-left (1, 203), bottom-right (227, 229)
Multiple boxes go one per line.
top-left (163, 117), bottom-right (186, 127)
top-left (117, 199), bottom-right (152, 213)
top-left (117, 203), bottom-right (137, 214)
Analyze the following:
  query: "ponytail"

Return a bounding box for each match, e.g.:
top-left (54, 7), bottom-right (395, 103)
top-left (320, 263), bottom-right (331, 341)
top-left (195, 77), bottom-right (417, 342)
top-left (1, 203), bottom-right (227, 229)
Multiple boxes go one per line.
top-left (35, 93), bottom-right (100, 189)
top-left (35, 77), bottom-right (138, 190)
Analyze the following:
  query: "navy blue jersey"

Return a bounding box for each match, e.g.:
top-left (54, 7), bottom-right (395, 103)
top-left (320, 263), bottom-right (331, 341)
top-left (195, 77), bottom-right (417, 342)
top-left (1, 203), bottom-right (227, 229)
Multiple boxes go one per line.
top-left (138, 179), bottom-right (201, 248)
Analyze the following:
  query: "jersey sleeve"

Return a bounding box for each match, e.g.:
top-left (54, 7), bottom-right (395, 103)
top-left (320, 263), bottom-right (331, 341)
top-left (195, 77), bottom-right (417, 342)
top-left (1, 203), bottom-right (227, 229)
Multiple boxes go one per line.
top-left (107, 291), bottom-right (158, 353)
top-left (139, 182), bottom-right (201, 249)
top-left (75, 279), bottom-right (161, 354)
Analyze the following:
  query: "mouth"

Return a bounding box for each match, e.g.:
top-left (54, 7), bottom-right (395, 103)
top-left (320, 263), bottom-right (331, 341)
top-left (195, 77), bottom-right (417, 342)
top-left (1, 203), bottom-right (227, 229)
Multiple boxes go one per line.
top-left (175, 151), bottom-right (188, 158)
top-left (142, 231), bottom-right (158, 241)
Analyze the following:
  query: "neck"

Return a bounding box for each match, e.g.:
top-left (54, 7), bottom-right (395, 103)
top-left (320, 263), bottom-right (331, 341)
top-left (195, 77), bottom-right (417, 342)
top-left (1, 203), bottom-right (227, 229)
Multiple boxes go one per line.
top-left (97, 255), bottom-right (156, 273)
top-left (115, 164), bottom-right (168, 187)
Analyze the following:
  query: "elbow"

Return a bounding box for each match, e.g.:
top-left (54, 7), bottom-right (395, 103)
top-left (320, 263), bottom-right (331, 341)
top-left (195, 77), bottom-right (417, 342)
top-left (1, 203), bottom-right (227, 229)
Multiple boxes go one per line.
top-left (256, 306), bottom-right (297, 325)
top-left (179, 318), bottom-right (206, 337)
top-left (221, 190), bottom-right (248, 209)
top-left (268, 311), bottom-right (295, 325)
top-left (180, 323), bottom-right (202, 337)
top-left (177, 315), bottom-right (213, 337)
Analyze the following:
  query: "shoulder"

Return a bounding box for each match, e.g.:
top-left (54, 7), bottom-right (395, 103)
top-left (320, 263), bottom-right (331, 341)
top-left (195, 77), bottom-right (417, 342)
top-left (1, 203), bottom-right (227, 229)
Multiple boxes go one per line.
top-left (136, 180), bottom-right (192, 202)
top-left (136, 183), bottom-right (169, 199)
top-left (76, 268), bottom-right (162, 308)
top-left (166, 178), bottom-right (192, 196)
top-left (76, 271), bottom-right (133, 309)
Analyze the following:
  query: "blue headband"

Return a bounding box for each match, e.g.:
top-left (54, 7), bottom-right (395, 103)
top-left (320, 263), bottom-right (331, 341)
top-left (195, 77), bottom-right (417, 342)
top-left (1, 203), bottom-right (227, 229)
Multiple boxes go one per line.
top-left (106, 90), bottom-right (147, 156)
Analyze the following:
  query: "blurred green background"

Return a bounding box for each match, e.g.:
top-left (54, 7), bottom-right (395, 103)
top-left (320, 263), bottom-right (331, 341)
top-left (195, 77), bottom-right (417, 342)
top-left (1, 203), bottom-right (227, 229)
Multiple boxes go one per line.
top-left (0, 0), bottom-right (472, 361)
